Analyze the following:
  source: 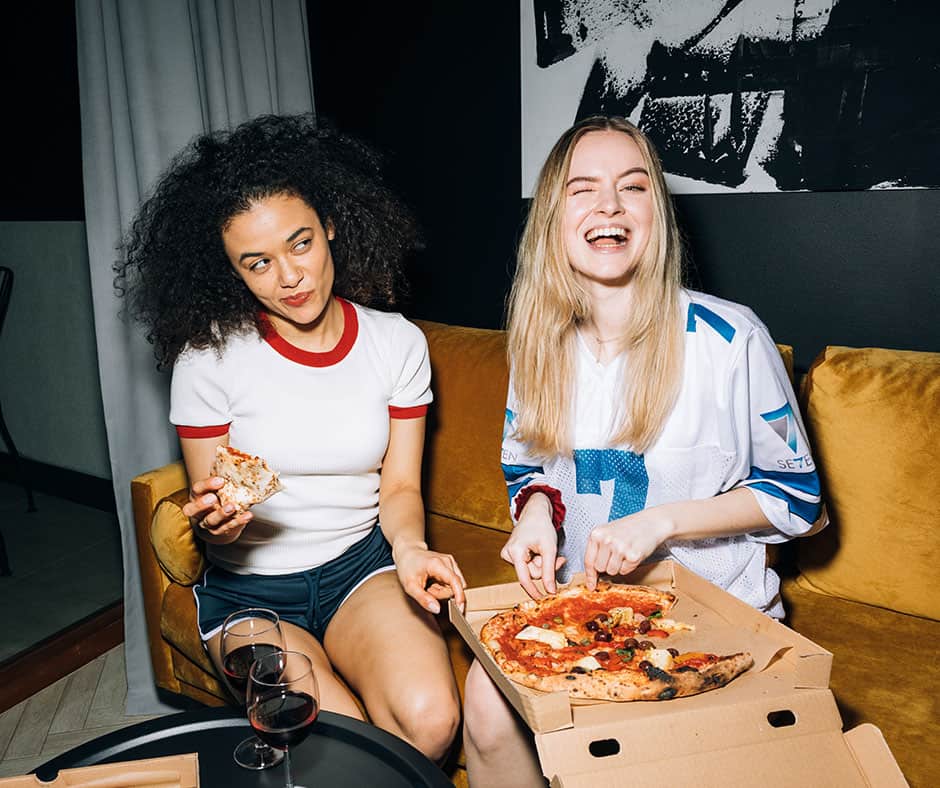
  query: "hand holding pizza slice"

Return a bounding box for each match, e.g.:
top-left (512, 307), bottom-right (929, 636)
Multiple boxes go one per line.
top-left (183, 445), bottom-right (284, 542)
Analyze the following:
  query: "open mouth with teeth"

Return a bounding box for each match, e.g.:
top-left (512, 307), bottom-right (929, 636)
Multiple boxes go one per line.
top-left (585, 226), bottom-right (629, 248)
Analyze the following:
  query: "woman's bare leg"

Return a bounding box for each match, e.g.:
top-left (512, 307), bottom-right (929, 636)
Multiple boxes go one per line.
top-left (324, 571), bottom-right (460, 761)
top-left (463, 658), bottom-right (546, 788)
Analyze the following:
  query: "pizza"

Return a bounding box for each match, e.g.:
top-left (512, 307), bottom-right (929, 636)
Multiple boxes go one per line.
top-left (210, 445), bottom-right (284, 512)
top-left (479, 581), bottom-right (753, 701)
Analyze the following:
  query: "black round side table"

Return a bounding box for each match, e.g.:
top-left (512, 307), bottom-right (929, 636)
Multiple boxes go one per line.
top-left (34, 706), bottom-right (452, 787)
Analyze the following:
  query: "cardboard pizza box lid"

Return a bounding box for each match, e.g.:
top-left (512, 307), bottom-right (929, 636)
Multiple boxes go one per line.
top-left (539, 691), bottom-right (908, 787)
top-left (450, 562), bottom-right (906, 785)
top-left (0, 753), bottom-right (199, 787)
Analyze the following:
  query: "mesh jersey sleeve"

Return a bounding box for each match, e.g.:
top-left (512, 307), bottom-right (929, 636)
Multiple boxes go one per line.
top-left (729, 324), bottom-right (825, 542)
top-left (387, 318), bottom-right (433, 415)
top-left (169, 346), bottom-right (232, 435)
top-left (501, 379), bottom-right (565, 529)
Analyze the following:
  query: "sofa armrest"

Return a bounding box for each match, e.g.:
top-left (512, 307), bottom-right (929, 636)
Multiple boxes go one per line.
top-left (131, 461), bottom-right (190, 694)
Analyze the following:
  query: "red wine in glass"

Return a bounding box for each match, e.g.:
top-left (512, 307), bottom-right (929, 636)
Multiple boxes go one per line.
top-left (223, 642), bottom-right (282, 694)
top-left (248, 650), bottom-right (320, 788)
top-left (249, 690), bottom-right (319, 749)
top-left (219, 608), bottom-right (286, 770)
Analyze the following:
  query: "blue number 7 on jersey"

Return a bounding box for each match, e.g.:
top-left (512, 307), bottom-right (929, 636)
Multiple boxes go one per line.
top-left (573, 449), bottom-right (649, 522)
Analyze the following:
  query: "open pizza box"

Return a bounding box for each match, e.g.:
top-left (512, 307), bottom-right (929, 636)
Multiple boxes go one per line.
top-left (0, 754), bottom-right (198, 787)
top-left (450, 561), bottom-right (907, 787)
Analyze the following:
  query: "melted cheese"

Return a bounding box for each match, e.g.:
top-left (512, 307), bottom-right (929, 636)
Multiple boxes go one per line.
top-left (574, 655), bottom-right (603, 672)
top-left (645, 648), bottom-right (675, 670)
top-left (515, 625), bottom-right (567, 650)
top-left (656, 618), bottom-right (695, 633)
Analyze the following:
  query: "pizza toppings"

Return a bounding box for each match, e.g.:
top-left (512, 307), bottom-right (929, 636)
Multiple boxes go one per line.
top-left (480, 581), bottom-right (754, 701)
top-left (210, 445), bottom-right (284, 513)
top-left (515, 625), bottom-right (568, 650)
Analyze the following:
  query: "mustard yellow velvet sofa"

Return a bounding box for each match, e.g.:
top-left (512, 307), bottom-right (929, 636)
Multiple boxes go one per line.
top-left (131, 322), bottom-right (939, 787)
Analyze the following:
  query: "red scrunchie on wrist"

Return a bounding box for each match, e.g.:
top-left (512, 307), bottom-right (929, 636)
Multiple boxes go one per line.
top-left (513, 484), bottom-right (566, 531)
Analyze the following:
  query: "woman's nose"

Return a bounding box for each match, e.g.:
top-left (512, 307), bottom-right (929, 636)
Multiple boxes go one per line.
top-left (278, 260), bottom-right (304, 287)
top-left (595, 184), bottom-right (624, 215)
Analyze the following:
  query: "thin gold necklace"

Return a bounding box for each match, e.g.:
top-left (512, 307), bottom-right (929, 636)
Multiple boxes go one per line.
top-left (582, 325), bottom-right (623, 346)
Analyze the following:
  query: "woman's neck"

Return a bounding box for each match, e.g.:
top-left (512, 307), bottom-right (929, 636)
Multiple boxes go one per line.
top-left (585, 283), bottom-right (634, 338)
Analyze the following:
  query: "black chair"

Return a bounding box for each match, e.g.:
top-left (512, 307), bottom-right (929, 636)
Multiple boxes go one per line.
top-left (0, 266), bottom-right (37, 576)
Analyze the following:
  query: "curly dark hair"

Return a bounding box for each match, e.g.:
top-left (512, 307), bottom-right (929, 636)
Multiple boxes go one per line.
top-left (115, 114), bottom-right (420, 368)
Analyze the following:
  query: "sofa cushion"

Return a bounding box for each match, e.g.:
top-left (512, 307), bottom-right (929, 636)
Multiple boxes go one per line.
top-left (781, 577), bottom-right (938, 788)
top-left (151, 489), bottom-right (205, 585)
top-left (798, 346), bottom-right (940, 620)
top-left (417, 321), bottom-right (514, 533)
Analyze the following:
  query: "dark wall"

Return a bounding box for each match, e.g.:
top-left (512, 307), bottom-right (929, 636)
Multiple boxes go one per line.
top-left (309, 2), bottom-right (522, 331)
top-left (0, 5), bottom-right (84, 220)
top-left (308, 3), bottom-right (940, 374)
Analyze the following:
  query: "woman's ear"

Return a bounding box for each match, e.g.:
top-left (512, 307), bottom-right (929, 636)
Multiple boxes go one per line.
top-left (325, 219), bottom-right (336, 241)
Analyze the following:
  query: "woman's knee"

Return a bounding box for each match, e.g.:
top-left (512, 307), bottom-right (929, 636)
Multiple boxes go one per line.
top-left (390, 685), bottom-right (460, 761)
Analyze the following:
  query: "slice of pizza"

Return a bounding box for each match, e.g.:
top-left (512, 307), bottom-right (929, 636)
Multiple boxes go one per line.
top-left (210, 445), bottom-right (284, 512)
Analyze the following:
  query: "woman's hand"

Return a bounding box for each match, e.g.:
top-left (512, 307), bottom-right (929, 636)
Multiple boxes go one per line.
top-left (182, 476), bottom-right (252, 544)
top-left (500, 492), bottom-right (566, 599)
top-left (583, 508), bottom-right (675, 589)
top-left (393, 540), bottom-right (467, 615)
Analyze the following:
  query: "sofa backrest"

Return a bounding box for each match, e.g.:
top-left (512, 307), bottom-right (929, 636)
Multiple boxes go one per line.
top-left (416, 319), bottom-right (796, 541)
top-left (417, 320), bottom-right (514, 534)
top-left (798, 346), bottom-right (940, 621)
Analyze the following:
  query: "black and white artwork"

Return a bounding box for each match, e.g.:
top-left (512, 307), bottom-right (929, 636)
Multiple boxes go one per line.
top-left (521, 0), bottom-right (940, 195)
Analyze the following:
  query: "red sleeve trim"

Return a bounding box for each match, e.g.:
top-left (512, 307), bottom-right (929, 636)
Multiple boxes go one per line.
top-left (513, 484), bottom-right (566, 531)
top-left (389, 404), bottom-right (428, 419)
top-left (176, 423), bottom-right (231, 438)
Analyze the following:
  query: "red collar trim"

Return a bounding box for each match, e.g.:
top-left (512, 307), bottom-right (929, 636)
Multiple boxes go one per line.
top-left (259, 298), bottom-right (358, 367)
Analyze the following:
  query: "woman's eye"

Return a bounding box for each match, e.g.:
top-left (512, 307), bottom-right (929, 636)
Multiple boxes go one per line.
top-left (293, 238), bottom-right (311, 253)
top-left (621, 183), bottom-right (646, 192)
top-left (249, 258), bottom-right (271, 272)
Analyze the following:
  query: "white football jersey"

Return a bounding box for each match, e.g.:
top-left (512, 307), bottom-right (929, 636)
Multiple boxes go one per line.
top-left (502, 290), bottom-right (825, 616)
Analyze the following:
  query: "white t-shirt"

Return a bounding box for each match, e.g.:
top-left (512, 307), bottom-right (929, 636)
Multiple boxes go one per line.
top-left (170, 298), bottom-right (432, 575)
top-left (501, 290), bottom-right (825, 616)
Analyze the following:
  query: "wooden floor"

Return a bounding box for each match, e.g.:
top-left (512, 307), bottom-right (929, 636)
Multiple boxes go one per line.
top-left (0, 644), bottom-right (166, 777)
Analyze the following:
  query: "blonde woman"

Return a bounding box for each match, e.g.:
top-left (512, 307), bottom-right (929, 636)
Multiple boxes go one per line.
top-left (462, 116), bottom-right (826, 786)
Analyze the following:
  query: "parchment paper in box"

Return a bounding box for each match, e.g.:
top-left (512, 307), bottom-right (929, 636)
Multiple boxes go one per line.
top-left (450, 561), bottom-right (906, 787)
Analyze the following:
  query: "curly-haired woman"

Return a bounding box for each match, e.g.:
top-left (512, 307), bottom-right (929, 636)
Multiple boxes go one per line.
top-left (117, 114), bottom-right (463, 761)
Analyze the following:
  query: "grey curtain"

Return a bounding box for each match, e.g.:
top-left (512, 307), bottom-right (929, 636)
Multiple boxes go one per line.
top-left (75, 0), bottom-right (315, 714)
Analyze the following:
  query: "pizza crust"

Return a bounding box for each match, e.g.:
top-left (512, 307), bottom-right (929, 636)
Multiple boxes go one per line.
top-left (500, 651), bottom-right (754, 700)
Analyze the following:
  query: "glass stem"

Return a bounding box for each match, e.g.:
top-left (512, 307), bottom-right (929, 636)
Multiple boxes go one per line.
top-left (284, 746), bottom-right (293, 788)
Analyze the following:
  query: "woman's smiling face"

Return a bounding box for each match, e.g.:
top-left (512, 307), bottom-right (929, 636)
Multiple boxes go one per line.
top-left (223, 193), bottom-right (336, 331)
top-left (562, 130), bottom-right (655, 290)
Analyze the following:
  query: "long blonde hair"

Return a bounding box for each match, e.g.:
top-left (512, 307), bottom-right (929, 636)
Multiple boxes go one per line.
top-left (507, 116), bottom-right (685, 456)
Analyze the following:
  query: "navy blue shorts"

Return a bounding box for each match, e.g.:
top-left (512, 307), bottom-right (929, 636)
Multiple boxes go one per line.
top-left (194, 525), bottom-right (395, 642)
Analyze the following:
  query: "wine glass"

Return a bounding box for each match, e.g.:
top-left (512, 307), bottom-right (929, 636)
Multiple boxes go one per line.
top-left (247, 650), bottom-right (320, 788)
top-left (220, 608), bottom-right (286, 769)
